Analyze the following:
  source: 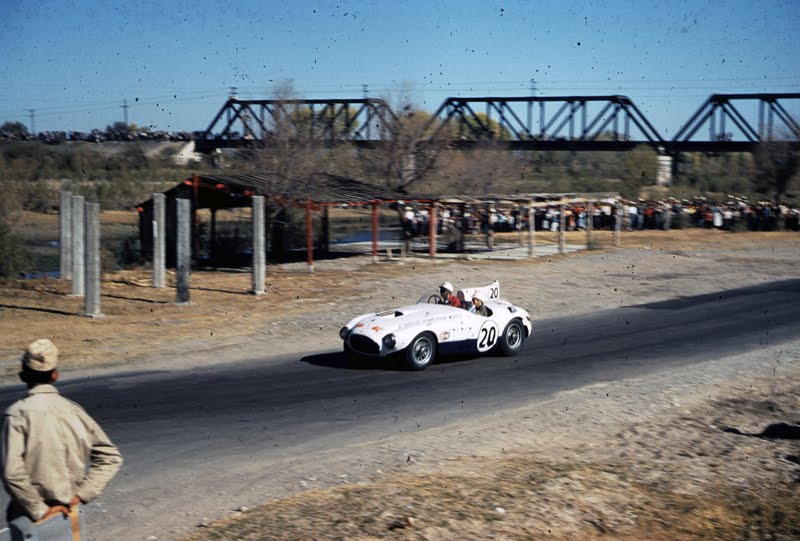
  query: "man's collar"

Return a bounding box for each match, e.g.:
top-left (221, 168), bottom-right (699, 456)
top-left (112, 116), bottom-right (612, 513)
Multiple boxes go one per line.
top-left (28, 384), bottom-right (59, 395)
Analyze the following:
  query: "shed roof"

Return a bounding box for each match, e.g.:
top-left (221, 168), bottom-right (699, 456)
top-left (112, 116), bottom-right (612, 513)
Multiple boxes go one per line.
top-left (141, 173), bottom-right (433, 210)
top-left (438, 192), bottom-right (620, 205)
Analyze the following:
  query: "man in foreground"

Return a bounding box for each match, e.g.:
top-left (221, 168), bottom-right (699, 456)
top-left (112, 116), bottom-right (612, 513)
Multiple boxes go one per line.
top-left (1, 339), bottom-right (123, 523)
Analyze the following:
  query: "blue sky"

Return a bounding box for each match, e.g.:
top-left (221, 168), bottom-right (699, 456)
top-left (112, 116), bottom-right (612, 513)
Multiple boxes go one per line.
top-left (1, 0), bottom-right (798, 137)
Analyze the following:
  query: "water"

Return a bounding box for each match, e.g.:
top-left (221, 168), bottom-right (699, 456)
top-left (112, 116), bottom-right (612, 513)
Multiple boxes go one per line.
top-left (334, 230), bottom-right (400, 244)
top-left (24, 271), bottom-right (61, 280)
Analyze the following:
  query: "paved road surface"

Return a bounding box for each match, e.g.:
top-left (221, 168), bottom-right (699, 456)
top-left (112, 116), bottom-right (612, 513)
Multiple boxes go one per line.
top-left (1, 279), bottom-right (798, 540)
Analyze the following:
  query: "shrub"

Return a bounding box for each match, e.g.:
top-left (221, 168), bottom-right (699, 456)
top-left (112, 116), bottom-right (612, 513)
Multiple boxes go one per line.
top-left (0, 220), bottom-right (31, 278)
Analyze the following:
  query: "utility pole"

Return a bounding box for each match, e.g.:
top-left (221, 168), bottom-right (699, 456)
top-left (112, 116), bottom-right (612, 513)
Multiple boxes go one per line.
top-left (121, 99), bottom-right (129, 126)
top-left (362, 84), bottom-right (368, 99)
top-left (529, 78), bottom-right (537, 96)
top-left (27, 109), bottom-right (35, 136)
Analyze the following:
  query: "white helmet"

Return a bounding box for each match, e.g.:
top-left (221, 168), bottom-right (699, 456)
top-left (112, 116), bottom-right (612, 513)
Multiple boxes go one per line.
top-left (440, 281), bottom-right (454, 293)
top-left (472, 290), bottom-right (487, 303)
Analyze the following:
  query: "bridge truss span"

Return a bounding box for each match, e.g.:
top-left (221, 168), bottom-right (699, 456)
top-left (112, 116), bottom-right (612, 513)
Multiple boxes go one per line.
top-left (196, 97), bottom-right (398, 153)
top-left (670, 93), bottom-right (800, 152)
top-left (195, 93), bottom-right (800, 155)
top-left (423, 95), bottom-right (664, 151)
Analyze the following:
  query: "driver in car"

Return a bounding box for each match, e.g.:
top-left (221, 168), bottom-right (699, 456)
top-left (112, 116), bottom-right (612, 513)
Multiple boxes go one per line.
top-left (470, 291), bottom-right (490, 317)
top-left (439, 282), bottom-right (462, 308)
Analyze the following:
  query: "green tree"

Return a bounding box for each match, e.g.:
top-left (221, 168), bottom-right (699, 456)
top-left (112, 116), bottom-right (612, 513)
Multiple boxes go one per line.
top-left (619, 146), bottom-right (659, 198)
top-left (1, 121), bottom-right (28, 137)
top-left (0, 220), bottom-right (31, 278)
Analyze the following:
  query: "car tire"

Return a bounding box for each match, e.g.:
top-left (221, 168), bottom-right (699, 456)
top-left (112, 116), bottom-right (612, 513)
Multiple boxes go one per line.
top-left (343, 341), bottom-right (361, 360)
top-left (499, 319), bottom-right (525, 356)
top-left (404, 332), bottom-right (437, 370)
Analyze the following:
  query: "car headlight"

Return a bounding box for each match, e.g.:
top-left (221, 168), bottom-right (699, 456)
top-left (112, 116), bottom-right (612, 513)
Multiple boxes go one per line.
top-left (383, 333), bottom-right (396, 349)
top-left (339, 326), bottom-right (350, 339)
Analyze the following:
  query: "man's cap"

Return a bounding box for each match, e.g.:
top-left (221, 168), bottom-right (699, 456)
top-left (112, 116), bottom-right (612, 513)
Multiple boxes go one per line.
top-left (472, 290), bottom-right (487, 303)
top-left (22, 338), bottom-right (58, 372)
top-left (440, 281), bottom-right (454, 293)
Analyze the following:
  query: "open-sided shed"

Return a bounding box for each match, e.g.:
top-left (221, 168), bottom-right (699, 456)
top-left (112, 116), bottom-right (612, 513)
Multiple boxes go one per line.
top-left (137, 173), bottom-right (433, 267)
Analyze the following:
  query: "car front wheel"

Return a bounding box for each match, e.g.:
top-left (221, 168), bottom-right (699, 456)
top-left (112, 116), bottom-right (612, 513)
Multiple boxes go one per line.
top-left (405, 332), bottom-right (437, 370)
top-left (499, 319), bottom-right (525, 356)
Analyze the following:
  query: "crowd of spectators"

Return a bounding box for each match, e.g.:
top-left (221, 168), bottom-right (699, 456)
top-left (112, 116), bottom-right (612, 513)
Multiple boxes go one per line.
top-left (612, 198), bottom-right (799, 232)
top-left (399, 198), bottom-right (800, 241)
top-left (0, 128), bottom-right (203, 144)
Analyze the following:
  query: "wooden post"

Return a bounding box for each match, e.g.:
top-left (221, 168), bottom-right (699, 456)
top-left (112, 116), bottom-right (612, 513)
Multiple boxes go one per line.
top-left (559, 203), bottom-right (566, 255)
top-left (371, 202), bottom-right (379, 263)
top-left (429, 202), bottom-right (437, 257)
top-left (209, 208), bottom-right (217, 263)
top-left (614, 203), bottom-right (623, 247)
top-left (191, 174), bottom-right (200, 258)
top-left (306, 201), bottom-right (314, 273)
top-left (527, 204), bottom-right (536, 258)
top-left (586, 202), bottom-right (593, 249)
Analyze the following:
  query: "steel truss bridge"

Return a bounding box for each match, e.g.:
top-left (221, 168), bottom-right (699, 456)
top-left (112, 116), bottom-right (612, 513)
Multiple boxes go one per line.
top-left (195, 93), bottom-right (800, 155)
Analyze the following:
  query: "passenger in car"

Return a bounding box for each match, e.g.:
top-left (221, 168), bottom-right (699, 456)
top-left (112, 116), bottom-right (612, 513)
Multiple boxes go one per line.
top-left (470, 291), bottom-right (489, 317)
top-left (439, 282), bottom-right (462, 308)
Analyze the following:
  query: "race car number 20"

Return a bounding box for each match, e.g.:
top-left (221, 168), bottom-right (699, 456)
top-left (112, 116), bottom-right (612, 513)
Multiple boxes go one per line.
top-left (477, 321), bottom-right (500, 352)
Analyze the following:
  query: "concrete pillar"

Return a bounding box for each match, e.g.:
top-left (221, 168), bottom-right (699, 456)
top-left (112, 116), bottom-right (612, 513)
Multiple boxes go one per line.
top-left (558, 204), bottom-right (566, 255)
top-left (59, 191), bottom-right (72, 281)
top-left (614, 203), bottom-right (623, 247)
top-left (84, 202), bottom-right (101, 317)
top-left (251, 196), bottom-right (266, 295)
top-left (176, 198), bottom-right (191, 304)
top-left (656, 155), bottom-right (673, 186)
top-left (70, 195), bottom-right (85, 297)
top-left (527, 204), bottom-right (536, 258)
top-left (152, 193), bottom-right (166, 288)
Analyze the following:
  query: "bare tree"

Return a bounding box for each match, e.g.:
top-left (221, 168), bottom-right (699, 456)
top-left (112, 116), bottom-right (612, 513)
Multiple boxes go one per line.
top-left (753, 137), bottom-right (800, 204)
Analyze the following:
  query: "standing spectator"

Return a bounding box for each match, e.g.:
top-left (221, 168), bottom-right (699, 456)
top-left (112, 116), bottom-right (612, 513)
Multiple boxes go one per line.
top-left (2, 339), bottom-right (123, 524)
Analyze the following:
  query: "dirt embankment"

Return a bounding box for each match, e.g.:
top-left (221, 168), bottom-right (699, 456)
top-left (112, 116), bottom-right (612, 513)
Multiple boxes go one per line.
top-left (1, 228), bottom-right (799, 540)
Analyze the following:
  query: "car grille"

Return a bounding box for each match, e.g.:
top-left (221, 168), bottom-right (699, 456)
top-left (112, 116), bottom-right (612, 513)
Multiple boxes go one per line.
top-left (350, 335), bottom-right (380, 355)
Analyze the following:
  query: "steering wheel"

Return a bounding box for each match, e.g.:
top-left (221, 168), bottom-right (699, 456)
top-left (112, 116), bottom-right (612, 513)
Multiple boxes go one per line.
top-left (427, 294), bottom-right (443, 304)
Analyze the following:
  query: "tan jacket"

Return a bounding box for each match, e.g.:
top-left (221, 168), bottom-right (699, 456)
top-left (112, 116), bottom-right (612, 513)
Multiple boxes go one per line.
top-left (1, 384), bottom-right (123, 520)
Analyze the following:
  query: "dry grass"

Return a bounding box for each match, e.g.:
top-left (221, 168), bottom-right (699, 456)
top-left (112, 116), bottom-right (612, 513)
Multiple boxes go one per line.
top-left (182, 379), bottom-right (800, 541)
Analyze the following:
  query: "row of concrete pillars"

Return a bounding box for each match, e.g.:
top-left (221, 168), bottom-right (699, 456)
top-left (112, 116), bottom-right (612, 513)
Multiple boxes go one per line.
top-left (58, 191), bottom-right (101, 317)
top-left (61, 193), bottom-right (267, 309)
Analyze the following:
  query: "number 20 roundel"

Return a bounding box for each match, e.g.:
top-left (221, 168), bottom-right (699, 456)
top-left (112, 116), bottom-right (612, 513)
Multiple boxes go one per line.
top-left (477, 320), bottom-right (500, 352)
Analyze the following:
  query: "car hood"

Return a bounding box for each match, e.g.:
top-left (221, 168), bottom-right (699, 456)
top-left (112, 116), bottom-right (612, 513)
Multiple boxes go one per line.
top-left (349, 303), bottom-right (455, 335)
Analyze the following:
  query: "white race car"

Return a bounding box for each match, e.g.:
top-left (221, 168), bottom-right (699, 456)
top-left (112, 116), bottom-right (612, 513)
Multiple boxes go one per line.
top-left (340, 281), bottom-right (532, 370)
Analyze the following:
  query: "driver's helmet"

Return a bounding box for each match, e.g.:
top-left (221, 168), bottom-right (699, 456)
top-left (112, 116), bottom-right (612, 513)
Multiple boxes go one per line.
top-left (440, 282), bottom-right (454, 294)
top-left (472, 290), bottom-right (487, 304)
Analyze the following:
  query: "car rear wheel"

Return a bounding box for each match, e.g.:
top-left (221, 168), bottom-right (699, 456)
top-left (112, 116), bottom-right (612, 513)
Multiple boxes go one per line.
top-left (405, 332), bottom-right (437, 370)
top-left (499, 319), bottom-right (525, 356)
